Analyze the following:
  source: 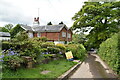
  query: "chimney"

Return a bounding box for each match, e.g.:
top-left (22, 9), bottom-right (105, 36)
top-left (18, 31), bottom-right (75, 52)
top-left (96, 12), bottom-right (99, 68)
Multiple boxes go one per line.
top-left (33, 17), bottom-right (40, 26)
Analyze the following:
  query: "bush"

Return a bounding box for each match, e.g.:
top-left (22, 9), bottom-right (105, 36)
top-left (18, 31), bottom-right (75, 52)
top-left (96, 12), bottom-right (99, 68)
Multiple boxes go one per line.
top-left (56, 44), bottom-right (66, 54)
top-left (47, 47), bottom-right (60, 54)
top-left (2, 41), bottom-right (11, 50)
top-left (15, 31), bottom-right (28, 41)
top-left (65, 44), bottom-right (87, 60)
top-left (41, 42), bottom-right (55, 48)
top-left (2, 49), bottom-right (23, 70)
top-left (98, 33), bottom-right (120, 75)
top-left (29, 37), bottom-right (47, 42)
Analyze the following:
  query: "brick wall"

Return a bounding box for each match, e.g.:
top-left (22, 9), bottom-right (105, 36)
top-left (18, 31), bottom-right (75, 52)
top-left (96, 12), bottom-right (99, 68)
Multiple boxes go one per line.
top-left (41, 32), bottom-right (59, 41)
top-left (40, 27), bottom-right (72, 42)
top-left (33, 32), bottom-right (37, 37)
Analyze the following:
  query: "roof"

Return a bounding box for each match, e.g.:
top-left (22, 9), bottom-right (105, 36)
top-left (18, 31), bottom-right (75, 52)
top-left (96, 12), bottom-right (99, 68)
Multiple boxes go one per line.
top-left (0, 32), bottom-right (10, 37)
top-left (20, 24), bottom-right (69, 32)
top-left (20, 24), bottom-right (33, 31)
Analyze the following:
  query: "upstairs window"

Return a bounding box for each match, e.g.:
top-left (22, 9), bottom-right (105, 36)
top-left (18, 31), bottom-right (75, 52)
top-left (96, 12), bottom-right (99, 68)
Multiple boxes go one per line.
top-left (67, 33), bottom-right (71, 38)
top-left (62, 32), bottom-right (66, 37)
top-left (37, 33), bottom-right (41, 37)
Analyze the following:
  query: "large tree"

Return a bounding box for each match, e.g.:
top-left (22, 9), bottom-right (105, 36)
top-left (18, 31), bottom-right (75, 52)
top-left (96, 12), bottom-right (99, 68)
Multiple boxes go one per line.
top-left (10, 24), bottom-right (24, 38)
top-left (4, 24), bottom-right (13, 32)
top-left (72, 1), bottom-right (120, 49)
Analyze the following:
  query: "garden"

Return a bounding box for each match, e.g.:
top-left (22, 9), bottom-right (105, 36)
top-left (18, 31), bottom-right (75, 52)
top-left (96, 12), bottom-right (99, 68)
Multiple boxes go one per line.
top-left (0, 31), bottom-right (87, 78)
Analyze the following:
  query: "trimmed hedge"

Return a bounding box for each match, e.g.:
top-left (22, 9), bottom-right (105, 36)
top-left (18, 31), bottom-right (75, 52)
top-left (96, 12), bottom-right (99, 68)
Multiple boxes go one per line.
top-left (98, 33), bottom-right (120, 75)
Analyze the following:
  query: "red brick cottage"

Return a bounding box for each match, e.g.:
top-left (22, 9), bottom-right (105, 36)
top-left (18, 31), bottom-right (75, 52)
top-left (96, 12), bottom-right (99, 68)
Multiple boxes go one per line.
top-left (20, 22), bottom-right (72, 44)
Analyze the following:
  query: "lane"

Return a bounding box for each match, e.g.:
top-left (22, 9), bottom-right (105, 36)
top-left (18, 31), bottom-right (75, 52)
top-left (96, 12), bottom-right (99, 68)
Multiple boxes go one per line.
top-left (70, 54), bottom-right (117, 78)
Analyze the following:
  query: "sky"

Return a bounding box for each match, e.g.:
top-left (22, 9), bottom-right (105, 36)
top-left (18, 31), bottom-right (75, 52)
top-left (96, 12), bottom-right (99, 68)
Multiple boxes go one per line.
top-left (0, 0), bottom-right (88, 28)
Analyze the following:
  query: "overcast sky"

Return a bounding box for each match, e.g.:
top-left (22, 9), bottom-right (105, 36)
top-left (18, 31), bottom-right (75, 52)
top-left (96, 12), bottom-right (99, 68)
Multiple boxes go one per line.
top-left (0, 0), bottom-right (88, 27)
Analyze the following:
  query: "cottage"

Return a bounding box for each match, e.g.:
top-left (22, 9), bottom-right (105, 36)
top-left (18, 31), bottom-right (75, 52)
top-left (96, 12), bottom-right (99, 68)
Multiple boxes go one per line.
top-left (19, 17), bottom-right (72, 44)
top-left (20, 24), bottom-right (72, 44)
top-left (0, 32), bottom-right (11, 40)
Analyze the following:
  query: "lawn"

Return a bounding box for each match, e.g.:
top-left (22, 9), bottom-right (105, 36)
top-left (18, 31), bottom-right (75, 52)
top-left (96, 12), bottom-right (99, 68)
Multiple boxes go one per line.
top-left (2, 59), bottom-right (77, 79)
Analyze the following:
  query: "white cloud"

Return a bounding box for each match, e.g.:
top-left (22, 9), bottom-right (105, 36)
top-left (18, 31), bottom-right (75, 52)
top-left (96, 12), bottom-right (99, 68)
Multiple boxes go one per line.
top-left (0, 0), bottom-right (87, 27)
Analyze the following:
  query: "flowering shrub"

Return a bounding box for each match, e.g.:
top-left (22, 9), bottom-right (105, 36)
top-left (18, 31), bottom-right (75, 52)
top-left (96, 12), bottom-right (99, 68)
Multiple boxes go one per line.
top-left (1, 49), bottom-right (23, 70)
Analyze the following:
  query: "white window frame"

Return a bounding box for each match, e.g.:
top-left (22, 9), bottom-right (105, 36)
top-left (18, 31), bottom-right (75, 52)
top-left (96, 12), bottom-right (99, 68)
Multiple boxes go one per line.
top-left (37, 32), bottom-right (41, 37)
top-left (67, 33), bottom-right (71, 38)
top-left (62, 32), bottom-right (66, 37)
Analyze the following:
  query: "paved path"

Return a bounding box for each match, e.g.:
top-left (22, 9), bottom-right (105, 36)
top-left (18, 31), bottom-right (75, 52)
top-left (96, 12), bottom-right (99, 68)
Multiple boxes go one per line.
top-left (70, 54), bottom-right (117, 79)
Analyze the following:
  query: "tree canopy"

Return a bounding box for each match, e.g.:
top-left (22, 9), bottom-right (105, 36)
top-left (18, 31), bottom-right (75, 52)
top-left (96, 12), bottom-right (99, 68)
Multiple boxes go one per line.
top-left (47, 22), bottom-right (53, 25)
top-left (10, 24), bottom-right (24, 38)
top-left (4, 24), bottom-right (13, 32)
top-left (72, 1), bottom-right (120, 49)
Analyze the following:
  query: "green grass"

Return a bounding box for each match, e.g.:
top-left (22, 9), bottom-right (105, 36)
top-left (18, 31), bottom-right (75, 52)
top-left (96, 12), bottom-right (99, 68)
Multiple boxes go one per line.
top-left (2, 59), bottom-right (77, 78)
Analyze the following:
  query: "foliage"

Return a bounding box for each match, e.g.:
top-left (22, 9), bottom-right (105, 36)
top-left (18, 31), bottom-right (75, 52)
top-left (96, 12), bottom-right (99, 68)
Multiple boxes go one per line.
top-left (65, 44), bottom-right (87, 60)
top-left (98, 33), bottom-right (120, 75)
top-left (59, 21), bottom-right (64, 24)
top-left (2, 41), bottom-right (11, 50)
top-left (2, 49), bottom-right (23, 70)
top-left (72, 1), bottom-right (120, 49)
top-left (10, 24), bottom-right (24, 38)
top-left (47, 47), bottom-right (60, 54)
top-left (1, 27), bottom-right (9, 32)
top-left (47, 22), bottom-right (53, 25)
top-left (15, 31), bottom-right (28, 41)
top-left (4, 24), bottom-right (13, 32)
top-left (56, 44), bottom-right (66, 54)
top-left (71, 33), bottom-right (87, 44)
top-left (41, 42), bottom-right (55, 48)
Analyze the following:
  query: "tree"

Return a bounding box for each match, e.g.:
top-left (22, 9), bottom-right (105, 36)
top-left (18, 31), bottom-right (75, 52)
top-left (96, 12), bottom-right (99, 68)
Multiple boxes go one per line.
top-left (10, 24), bottom-right (24, 38)
top-left (0, 27), bottom-right (9, 32)
top-left (4, 24), bottom-right (13, 32)
top-left (47, 22), bottom-right (52, 25)
top-left (72, 32), bottom-right (87, 44)
top-left (59, 21), bottom-right (64, 24)
top-left (15, 31), bottom-right (28, 41)
top-left (72, 1), bottom-right (120, 49)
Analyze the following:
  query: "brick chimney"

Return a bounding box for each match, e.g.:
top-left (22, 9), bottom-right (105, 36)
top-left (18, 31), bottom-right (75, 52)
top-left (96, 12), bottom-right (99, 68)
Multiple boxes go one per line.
top-left (33, 17), bottom-right (39, 26)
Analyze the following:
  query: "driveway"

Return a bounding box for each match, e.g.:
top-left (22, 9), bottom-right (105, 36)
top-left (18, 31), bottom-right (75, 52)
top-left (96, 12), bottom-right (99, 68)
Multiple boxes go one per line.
top-left (69, 54), bottom-right (117, 79)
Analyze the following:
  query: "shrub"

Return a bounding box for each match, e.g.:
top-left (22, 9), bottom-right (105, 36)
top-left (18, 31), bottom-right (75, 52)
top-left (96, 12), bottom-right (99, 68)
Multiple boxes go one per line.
top-left (47, 47), bottom-right (60, 54)
top-left (2, 41), bottom-right (11, 50)
top-left (98, 33), bottom-right (120, 75)
top-left (2, 49), bottom-right (23, 70)
top-left (15, 31), bottom-right (28, 41)
top-left (56, 44), bottom-right (66, 54)
top-left (29, 37), bottom-right (47, 42)
top-left (65, 44), bottom-right (86, 60)
top-left (41, 42), bottom-right (55, 48)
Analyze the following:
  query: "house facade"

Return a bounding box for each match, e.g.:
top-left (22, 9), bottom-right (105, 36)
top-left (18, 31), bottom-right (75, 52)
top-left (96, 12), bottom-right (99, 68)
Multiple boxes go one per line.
top-left (20, 18), bottom-right (72, 44)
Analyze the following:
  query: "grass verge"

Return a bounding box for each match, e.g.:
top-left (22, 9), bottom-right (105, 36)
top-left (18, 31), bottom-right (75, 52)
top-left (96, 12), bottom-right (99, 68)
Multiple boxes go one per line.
top-left (2, 59), bottom-right (77, 78)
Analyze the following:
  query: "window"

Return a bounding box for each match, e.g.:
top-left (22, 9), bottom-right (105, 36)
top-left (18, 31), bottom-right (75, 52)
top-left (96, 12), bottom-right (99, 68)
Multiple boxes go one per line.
top-left (37, 33), bottom-right (41, 37)
top-left (67, 33), bottom-right (71, 38)
top-left (62, 32), bottom-right (66, 37)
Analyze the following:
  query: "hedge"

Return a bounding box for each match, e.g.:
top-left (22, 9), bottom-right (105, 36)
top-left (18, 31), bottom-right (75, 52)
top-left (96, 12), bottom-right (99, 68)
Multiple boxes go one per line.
top-left (98, 33), bottom-right (120, 75)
